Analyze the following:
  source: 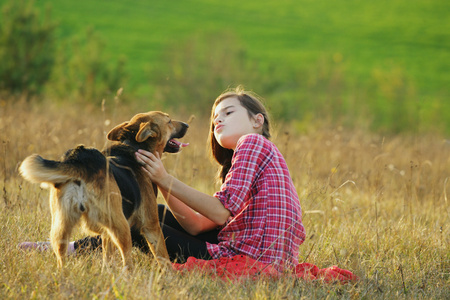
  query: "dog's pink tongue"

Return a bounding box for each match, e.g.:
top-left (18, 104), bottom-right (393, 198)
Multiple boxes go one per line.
top-left (171, 139), bottom-right (189, 147)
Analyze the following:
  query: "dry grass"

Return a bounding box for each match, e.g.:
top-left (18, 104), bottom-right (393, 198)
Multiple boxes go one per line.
top-left (0, 98), bottom-right (449, 299)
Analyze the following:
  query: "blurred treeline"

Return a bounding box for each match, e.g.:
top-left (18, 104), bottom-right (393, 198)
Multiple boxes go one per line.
top-left (0, 0), bottom-right (448, 135)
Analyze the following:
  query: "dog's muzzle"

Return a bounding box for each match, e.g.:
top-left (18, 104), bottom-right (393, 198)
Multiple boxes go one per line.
top-left (164, 122), bottom-right (189, 153)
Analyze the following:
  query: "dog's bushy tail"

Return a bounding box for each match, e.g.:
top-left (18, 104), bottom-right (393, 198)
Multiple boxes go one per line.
top-left (19, 154), bottom-right (74, 185)
top-left (19, 146), bottom-right (107, 186)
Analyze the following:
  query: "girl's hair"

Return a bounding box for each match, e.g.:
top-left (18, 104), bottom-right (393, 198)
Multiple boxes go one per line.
top-left (208, 86), bottom-right (271, 183)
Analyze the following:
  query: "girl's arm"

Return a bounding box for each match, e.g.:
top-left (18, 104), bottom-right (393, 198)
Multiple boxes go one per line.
top-left (158, 188), bottom-right (220, 236)
top-left (135, 150), bottom-right (231, 226)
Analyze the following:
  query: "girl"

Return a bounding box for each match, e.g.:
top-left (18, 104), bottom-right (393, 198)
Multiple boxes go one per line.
top-left (20, 87), bottom-right (306, 270)
top-left (136, 86), bottom-right (306, 270)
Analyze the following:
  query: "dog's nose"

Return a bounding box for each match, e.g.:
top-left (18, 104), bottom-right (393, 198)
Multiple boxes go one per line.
top-left (179, 122), bottom-right (189, 137)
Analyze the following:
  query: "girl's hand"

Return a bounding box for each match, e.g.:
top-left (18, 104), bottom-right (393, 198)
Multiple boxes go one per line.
top-left (135, 150), bottom-right (169, 186)
top-left (136, 150), bottom-right (231, 226)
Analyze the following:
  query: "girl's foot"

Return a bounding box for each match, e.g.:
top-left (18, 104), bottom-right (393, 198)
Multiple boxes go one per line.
top-left (18, 241), bottom-right (76, 255)
top-left (18, 241), bottom-right (51, 251)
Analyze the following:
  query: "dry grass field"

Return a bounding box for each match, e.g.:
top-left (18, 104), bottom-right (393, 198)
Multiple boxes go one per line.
top-left (0, 98), bottom-right (449, 299)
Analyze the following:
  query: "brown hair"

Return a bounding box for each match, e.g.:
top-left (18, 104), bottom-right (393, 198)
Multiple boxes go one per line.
top-left (208, 86), bottom-right (271, 183)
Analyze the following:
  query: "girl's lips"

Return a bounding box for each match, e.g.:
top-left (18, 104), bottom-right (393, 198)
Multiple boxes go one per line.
top-left (215, 124), bottom-right (224, 132)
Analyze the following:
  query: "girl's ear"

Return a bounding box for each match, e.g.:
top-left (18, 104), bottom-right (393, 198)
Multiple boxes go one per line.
top-left (253, 113), bottom-right (265, 129)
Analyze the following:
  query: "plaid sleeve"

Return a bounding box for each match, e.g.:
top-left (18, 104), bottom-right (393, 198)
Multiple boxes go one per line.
top-left (214, 134), bottom-right (272, 216)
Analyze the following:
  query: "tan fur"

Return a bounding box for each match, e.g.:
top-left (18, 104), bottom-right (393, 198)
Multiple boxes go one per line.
top-left (19, 111), bottom-right (188, 270)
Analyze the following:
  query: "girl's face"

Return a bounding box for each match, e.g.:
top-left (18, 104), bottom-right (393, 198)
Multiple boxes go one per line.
top-left (213, 97), bottom-right (262, 150)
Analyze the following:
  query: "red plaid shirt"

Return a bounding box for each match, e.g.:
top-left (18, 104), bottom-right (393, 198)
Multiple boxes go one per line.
top-left (207, 134), bottom-right (306, 269)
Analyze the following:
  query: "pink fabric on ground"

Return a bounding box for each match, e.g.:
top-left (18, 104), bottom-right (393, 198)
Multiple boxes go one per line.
top-left (172, 255), bottom-right (359, 283)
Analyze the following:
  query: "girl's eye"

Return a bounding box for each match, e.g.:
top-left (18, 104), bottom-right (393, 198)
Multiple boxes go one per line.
top-left (226, 111), bottom-right (233, 116)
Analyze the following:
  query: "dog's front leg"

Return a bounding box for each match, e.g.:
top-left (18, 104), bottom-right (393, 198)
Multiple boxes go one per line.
top-left (141, 225), bottom-right (171, 269)
top-left (101, 234), bottom-right (114, 272)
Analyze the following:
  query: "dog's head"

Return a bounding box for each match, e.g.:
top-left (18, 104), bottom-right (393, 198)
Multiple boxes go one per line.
top-left (107, 111), bottom-right (189, 154)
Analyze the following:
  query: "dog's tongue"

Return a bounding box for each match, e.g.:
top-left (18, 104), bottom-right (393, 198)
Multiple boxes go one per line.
top-left (171, 139), bottom-right (189, 148)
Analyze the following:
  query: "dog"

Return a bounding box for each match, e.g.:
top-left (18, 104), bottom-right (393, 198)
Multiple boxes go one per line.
top-left (19, 111), bottom-right (188, 269)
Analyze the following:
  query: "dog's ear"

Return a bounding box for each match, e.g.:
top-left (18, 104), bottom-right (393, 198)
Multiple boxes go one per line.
top-left (136, 122), bottom-right (158, 142)
top-left (107, 121), bottom-right (128, 141)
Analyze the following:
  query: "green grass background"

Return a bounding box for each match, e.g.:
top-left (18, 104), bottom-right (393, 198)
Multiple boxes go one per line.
top-left (36, 0), bottom-right (449, 89)
top-left (5, 0), bottom-right (450, 133)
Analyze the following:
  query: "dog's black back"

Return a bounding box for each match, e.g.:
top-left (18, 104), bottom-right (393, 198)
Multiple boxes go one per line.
top-left (61, 146), bottom-right (107, 182)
